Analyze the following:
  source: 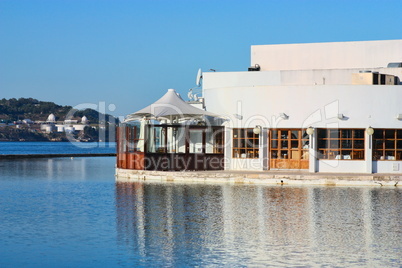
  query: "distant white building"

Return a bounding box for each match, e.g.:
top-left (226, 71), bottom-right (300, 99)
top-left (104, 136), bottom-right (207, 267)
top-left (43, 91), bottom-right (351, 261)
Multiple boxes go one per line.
top-left (46, 113), bottom-right (56, 123)
top-left (64, 126), bottom-right (75, 133)
top-left (22, 119), bottom-right (34, 124)
top-left (64, 119), bottom-right (78, 124)
top-left (56, 125), bottom-right (65, 132)
top-left (81, 116), bottom-right (89, 124)
top-left (73, 124), bottom-right (86, 131)
top-left (53, 116), bottom-right (89, 132)
top-left (42, 124), bottom-right (56, 133)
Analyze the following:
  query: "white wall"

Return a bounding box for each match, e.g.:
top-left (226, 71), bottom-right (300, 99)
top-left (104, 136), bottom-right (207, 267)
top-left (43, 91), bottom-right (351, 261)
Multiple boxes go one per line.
top-left (281, 68), bottom-right (402, 86)
top-left (251, 40), bottom-right (402, 71)
top-left (202, 40), bottom-right (402, 172)
top-left (373, 161), bottom-right (402, 173)
top-left (203, 83), bottom-right (402, 172)
top-left (317, 160), bottom-right (366, 173)
top-left (203, 71), bottom-right (281, 89)
top-left (204, 85), bottom-right (402, 129)
top-left (203, 68), bottom-right (402, 90)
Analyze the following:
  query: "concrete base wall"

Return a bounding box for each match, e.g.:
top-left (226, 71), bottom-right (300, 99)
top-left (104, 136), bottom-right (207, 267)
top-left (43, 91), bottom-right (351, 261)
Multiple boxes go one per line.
top-left (116, 168), bottom-right (401, 187)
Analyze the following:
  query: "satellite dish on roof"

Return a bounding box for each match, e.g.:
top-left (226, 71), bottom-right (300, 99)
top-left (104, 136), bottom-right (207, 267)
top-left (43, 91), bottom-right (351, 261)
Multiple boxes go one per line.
top-left (196, 68), bottom-right (202, 87)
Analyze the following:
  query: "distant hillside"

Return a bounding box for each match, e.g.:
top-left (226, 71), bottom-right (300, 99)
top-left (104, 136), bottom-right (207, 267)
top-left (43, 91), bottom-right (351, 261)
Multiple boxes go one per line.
top-left (0, 98), bottom-right (118, 124)
top-left (0, 98), bottom-right (119, 142)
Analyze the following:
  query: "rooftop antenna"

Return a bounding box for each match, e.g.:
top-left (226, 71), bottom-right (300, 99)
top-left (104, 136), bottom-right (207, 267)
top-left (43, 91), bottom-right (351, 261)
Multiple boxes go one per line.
top-left (187, 88), bottom-right (194, 101)
top-left (196, 68), bottom-right (202, 87)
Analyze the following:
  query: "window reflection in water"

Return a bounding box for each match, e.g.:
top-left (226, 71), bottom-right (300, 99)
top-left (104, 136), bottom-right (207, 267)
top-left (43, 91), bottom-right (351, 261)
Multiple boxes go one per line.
top-left (115, 183), bottom-right (402, 267)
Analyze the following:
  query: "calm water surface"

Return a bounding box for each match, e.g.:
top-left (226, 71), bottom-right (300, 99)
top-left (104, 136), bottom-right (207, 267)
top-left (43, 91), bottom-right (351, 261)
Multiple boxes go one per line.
top-left (0, 157), bottom-right (401, 267)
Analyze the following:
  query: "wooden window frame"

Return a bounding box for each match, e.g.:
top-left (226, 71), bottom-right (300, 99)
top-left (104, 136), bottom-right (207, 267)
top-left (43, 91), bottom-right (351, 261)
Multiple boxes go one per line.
top-left (211, 126), bottom-right (225, 154)
top-left (126, 125), bottom-right (142, 152)
top-left (373, 129), bottom-right (402, 161)
top-left (232, 128), bottom-right (259, 159)
top-left (317, 129), bottom-right (365, 160)
top-left (270, 129), bottom-right (309, 161)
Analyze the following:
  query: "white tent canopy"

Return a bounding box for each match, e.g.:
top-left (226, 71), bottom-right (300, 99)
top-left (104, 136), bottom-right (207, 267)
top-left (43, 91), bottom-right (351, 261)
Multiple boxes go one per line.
top-left (124, 89), bottom-right (220, 122)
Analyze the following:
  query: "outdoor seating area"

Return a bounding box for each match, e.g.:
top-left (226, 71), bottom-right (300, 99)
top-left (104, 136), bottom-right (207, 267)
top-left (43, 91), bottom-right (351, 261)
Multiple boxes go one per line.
top-left (116, 124), bottom-right (224, 171)
top-left (116, 88), bottom-right (225, 171)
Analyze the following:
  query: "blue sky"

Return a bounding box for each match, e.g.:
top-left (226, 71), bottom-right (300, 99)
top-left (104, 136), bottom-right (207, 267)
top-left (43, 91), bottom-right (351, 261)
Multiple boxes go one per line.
top-left (1, 0), bottom-right (401, 118)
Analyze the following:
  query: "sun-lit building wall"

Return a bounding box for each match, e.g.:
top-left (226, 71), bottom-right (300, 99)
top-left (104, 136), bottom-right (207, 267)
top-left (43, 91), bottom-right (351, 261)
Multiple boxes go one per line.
top-left (251, 39), bottom-right (402, 71)
top-left (202, 40), bottom-right (402, 173)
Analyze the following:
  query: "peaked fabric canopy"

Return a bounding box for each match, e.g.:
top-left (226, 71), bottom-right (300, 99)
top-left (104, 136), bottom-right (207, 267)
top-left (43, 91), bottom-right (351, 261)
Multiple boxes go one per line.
top-left (124, 89), bottom-right (220, 122)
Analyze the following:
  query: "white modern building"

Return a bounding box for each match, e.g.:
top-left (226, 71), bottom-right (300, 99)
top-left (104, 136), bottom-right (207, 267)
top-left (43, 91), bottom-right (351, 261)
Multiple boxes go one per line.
top-left (203, 39), bottom-right (402, 173)
top-left (117, 40), bottom-right (402, 174)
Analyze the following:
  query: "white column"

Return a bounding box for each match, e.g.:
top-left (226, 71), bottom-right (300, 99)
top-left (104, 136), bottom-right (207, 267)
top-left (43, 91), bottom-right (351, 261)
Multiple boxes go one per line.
top-left (262, 127), bottom-right (269, 170)
top-left (309, 129), bottom-right (317, 173)
top-left (365, 130), bottom-right (373, 173)
top-left (224, 127), bottom-right (232, 170)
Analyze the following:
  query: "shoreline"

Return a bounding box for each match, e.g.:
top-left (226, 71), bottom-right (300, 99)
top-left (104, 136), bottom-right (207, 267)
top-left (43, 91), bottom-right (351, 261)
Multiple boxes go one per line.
top-left (0, 153), bottom-right (116, 159)
top-left (115, 168), bottom-right (402, 187)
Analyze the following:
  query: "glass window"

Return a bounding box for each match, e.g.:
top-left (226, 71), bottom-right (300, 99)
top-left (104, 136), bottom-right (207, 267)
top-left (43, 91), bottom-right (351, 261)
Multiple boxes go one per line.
top-left (272, 130), bottom-right (278, 139)
top-left (385, 129), bottom-right (395, 139)
top-left (189, 129), bottom-right (203, 154)
top-left (291, 140), bottom-right (298, 149)
top-left (167, 126), bottom-right (184, 153)
top-left (341, 129), bottom-right (352, 139)
top-left (373, 129), bottom-right (402, 160)
top-left (150, 125), bottom-right (166, 153)
top-left (116, 123), bottom-right (145, 153)
top-left (317, 129), bottom-right (365, 160)
top-left (270, 129), bottom-right (309, 161)
top-left (233, 128), bottom-right (259, 158)
top-left (271, 140), bottom-right (278, 149)
top-left (127, 124), bottom-right (143, 152)
top-left (397, 130), bottom-right (402, 139)
top-left (329, 129), bottom-right (340, 139)
top-left (206, 127), bottom-right (224, 154)
top-left (291, 130), bottom-right (299, 139)
top-left (354, 130), bottom-right (364, 139)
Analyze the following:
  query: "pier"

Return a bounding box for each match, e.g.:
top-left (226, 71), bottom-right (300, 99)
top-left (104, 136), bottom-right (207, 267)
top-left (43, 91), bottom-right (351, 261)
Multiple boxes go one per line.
top-left (0, 153), bottom-right (116, 159)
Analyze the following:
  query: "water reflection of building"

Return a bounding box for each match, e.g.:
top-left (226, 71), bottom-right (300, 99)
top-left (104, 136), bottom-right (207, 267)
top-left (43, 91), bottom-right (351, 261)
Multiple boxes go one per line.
top-left (115, 183), bottom-right (313, 265)
top-left (115, 182), bottom-right (226, 266)
top-left (310, 187), bottom-right (402, 266)
top-left (115, 183), bottom-right (402, 266)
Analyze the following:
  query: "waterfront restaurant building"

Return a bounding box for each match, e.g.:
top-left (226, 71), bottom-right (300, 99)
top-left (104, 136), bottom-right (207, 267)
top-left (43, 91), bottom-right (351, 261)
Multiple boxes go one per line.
top-left (117, 39), bottom-right (402, 174)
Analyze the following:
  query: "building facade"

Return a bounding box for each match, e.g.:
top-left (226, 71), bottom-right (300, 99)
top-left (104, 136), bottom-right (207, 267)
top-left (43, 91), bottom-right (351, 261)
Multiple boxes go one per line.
top-left (202, 40), bottom-right (402, 173)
